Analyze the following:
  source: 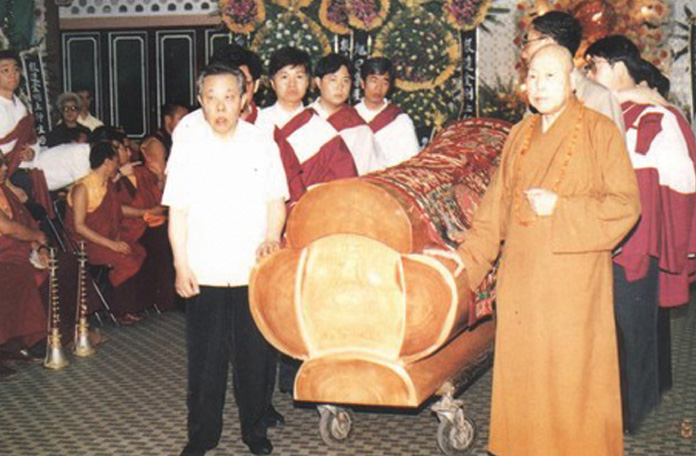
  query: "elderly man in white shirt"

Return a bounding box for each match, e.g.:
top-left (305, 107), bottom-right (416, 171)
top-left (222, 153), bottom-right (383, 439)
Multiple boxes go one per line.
top-left (163, 63), bottom-right (288, 456)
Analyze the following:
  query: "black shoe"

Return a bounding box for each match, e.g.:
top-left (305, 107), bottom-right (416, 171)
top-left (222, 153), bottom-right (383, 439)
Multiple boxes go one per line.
top-left (179, 444), bottom-right (206, 456)
top-left (243, 436), bottom-right (273, 455)
top-left (263, 406), bottom-right (285, 428)
top-left (19, 348), bottom-right (44, 365)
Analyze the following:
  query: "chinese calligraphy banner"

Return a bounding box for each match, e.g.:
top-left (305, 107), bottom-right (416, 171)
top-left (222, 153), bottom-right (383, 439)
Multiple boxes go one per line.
top-left (460, 28), bottom-right (478, 119)
top-left (21, 50), bottom-right (51, 145)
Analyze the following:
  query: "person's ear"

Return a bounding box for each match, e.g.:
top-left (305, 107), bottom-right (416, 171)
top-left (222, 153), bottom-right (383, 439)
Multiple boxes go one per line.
top-left (240, 92), bottom-right (248, 109)
top-left (270, 77), bottom-right (276, 92)
top-left (253, 79), bottom-right (260, 95)
top-left (197, 94), bottom-right (203, 107)
top-left (359, 78), bottom-right (365, 90)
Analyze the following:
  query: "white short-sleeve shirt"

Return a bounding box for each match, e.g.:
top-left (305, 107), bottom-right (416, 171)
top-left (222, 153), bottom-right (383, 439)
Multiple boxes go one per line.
top-left (162, 109), bottom-right (289, 287)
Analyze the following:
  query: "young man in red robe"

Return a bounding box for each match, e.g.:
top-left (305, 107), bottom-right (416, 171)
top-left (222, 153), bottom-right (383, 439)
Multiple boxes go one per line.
top-left (586, 35), bottom-right (696, 432)
top-left (355, 57), bottom-right (420, 168)
top-left (310, 53), bottom-right (383, 175)
top-left (257, 46), bottom-right (357, 210)
top-left (66, 141), bottom-right (146, 324)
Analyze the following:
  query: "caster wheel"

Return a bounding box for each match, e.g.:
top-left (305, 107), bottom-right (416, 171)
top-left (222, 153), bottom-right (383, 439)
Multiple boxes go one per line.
top-left (436, 414), bottom-right (476, 455)
top-left (318, 406), bottom-right (353, 446)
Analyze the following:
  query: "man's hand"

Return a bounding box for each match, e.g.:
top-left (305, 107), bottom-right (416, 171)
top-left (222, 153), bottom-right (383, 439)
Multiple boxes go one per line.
top-left (109, 240), bottom-right (132, 255)
top-left (118, 161), bottom-right (142, 177)
top-left (19, 145), bottom-right (35, 162)
top-left (256, 240), bottom-right (281, 262)
top-left (175, 264), bottom-right (199, 298)
top-left (525, 188), bottom-right (557, 216)
top-left (6, 181), bottom-right (28, 203)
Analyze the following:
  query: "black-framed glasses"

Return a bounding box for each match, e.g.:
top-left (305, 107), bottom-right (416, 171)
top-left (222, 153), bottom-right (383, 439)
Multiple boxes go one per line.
top-left (521, 34), bottom-right (548, 46)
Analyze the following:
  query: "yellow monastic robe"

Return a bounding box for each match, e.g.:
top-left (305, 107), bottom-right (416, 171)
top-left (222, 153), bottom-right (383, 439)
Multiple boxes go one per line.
top-left (458, 96), bottom-right (640, 456)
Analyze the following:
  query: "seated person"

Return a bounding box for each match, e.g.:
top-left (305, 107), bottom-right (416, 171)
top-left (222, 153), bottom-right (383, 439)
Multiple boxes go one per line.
top-left (140, 103), bottom-right (188, 185)
top-left (355, 57), bottom-right (420, 167)
top-left (75, 87), bottom-right (104, 131)
top-left (46, 92), bottom-right (90, 148)
top-left (257, 47), bottom-right (357, 209)
top-left (0, 151), bottom-right (47, 377)
top-left (65, 140), bottom-right (146, 324)
top-left (311, 53), bottom-right (384, 175)
top-left (111, 129), bottom-right (175, 312)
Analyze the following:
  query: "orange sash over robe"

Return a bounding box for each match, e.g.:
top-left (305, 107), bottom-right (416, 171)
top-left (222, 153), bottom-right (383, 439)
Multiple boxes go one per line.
top-left (458, 97), bottom-right (640, 456)
top-left (0, 185), bottom-right (47, 348)
top-left (66, 172), bottom-right (145, 289)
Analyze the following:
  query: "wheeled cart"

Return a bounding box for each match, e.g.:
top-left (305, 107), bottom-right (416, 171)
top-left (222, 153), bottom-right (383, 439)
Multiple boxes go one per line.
top-left (313, 335), bottom-right (494, 455)
top-left (250, 118), bottom-right (509, 455)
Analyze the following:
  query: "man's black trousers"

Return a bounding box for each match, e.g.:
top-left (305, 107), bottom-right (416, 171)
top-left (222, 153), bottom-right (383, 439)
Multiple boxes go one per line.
top-left (182, 285), bottom-right (276, 453)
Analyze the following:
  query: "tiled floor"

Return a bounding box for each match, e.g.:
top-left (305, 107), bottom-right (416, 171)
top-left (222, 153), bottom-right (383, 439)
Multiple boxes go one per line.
top-left (0, 301), bottom-right (693, 456)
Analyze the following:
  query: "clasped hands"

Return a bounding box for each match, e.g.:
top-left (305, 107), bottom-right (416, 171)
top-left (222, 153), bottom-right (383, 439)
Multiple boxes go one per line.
top-left (525, 187), bottom-right (557, 216)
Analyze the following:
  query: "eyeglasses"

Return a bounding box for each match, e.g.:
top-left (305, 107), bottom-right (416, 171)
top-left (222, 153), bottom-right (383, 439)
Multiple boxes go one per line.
top-left (62, 106), bottom-right (78, 112)
top-left (521, 34), bottom-right (548, 46)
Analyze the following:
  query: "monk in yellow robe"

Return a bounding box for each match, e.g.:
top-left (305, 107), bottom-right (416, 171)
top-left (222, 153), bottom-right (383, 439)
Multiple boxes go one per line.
top-left (456, 45), bottom-right (641, 456)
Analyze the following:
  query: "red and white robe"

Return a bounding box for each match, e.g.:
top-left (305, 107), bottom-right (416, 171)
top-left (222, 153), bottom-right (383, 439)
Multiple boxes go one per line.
top-left (258, 103), bottom-right (358, 209)
top-left (614, 102), bottom-right (696, 307)
top-left (311, 102), bottom-right (384, 175)
top-left (355, 100), bottom-right (420, 168)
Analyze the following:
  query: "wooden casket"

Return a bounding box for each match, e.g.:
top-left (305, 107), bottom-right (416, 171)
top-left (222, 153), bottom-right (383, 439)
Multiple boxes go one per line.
top-left (250, 118), bottom-right (511, 407)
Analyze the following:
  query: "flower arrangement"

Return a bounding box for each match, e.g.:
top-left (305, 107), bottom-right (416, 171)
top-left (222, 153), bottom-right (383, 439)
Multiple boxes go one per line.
top-left (251, 10), bottom-right (331, 68)
top-left (319, 0), bottom-right (350, 34)
top-left (374, 7), bottom-right (458, 91)
top-left (347, 0), bottom-right (390, 31)
top-left (392, 77), bottom-right (462, 129)
top-left (444, 0), bottom-right (492, 31)
top-left (219, 0), bottom-right (266, 34)
top-left (478, 76), bottom-right (527, 124)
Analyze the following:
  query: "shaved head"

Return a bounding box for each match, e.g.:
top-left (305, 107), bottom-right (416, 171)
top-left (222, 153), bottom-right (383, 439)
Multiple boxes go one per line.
top-left (531, 44), bottom-right (574, 74)
top-left (526, 44), bottom-right (574, 120)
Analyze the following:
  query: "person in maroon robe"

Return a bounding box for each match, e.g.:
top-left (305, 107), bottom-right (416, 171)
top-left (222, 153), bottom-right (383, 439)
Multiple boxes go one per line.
top-left (257, 47), bottom-right (357, 212)
top-left (311, 53), bottom-right (383, 174)
top-left (66, 140), bottom-right (146, 324)
top-left (0, 151), bottom-right (48, 377)
top-left (107, 128), bottom-right (176, 313)
top-left (140, 103), bottom-right (189, 186)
